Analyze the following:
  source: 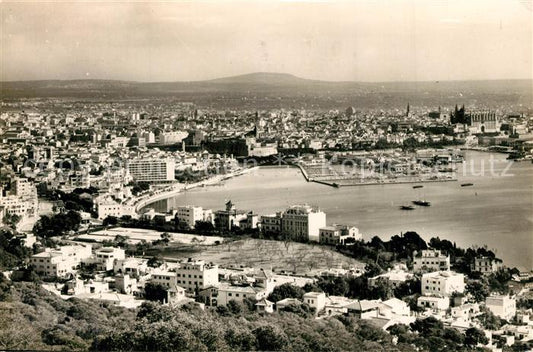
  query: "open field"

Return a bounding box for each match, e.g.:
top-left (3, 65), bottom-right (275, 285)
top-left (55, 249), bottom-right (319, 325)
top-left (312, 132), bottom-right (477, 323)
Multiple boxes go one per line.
top-left (76, 227), bottom-right (224, 245)
top-left (154, 238), bottom-right (365, 275)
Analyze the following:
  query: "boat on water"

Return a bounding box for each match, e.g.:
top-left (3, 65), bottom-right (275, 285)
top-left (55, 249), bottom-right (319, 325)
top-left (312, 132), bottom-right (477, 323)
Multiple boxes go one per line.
top-left (413, 185), bottom-right (423, 189)
top-left (400, 205), bottom-right (415, 210)
top-left (412, 200), bottom-right (431, 206)
top-left (461, 183), bottom-right (474, 187)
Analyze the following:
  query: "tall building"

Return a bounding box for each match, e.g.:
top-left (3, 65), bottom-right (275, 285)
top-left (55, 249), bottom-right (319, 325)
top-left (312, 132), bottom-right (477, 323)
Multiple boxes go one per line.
top-left (128, 159), bottom-right (175, 183)
top-left (176, 205), bottom-right (212, 229)
top-left (413, 249), bottom-right (451, 272)
top-left (421, 271), bottom-right (465, 297)
top-left (175, 260), bottom-right (219, 293)
top-left (281, 204), bottom-right (326, 242)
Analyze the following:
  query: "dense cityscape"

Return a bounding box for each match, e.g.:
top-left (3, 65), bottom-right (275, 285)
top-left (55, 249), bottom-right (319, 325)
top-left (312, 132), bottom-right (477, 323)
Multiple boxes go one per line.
top-left (1, 1), bottom-right (533, 351)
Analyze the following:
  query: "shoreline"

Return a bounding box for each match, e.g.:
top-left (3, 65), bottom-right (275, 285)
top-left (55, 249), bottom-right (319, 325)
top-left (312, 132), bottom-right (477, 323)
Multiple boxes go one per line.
top-left (134, 166), bottom-right (259, 212)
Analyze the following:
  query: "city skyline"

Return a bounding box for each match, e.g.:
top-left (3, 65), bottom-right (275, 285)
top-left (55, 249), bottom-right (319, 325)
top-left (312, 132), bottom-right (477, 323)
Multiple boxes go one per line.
top-left (2, 0), bottom-right (532, 83)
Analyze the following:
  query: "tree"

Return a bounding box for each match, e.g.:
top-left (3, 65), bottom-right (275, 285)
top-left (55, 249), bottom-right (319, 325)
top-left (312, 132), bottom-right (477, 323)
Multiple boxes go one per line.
top-left (464, 327), bottom-right (488, 347)
top-left (466, 281), bottom-right (490, 303)
top-left (195, 220), bottom-right (215, 234)
top-left (147, 255), bottom-right (164, 268)
top-left (478, 307), bottom-right (502, 330)
top-left (103, 216), bottom-right (118, 227)
top-left (267, 283), bottom-right (305, 302)
top-left (2, 213), bottom-right (21, 230)
top-left (160, 232), bottom-right (171, 244)
top-left (144, 283), bottom-right (168, 303)
top-left (252, 325), bottom-right (288, 351)
top-left (226, 300), bottom-right (243, 315)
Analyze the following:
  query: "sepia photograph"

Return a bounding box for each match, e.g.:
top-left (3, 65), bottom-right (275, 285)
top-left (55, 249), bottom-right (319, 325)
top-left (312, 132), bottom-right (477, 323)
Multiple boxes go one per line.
top-left (0, 0), bottom-right (532, 351)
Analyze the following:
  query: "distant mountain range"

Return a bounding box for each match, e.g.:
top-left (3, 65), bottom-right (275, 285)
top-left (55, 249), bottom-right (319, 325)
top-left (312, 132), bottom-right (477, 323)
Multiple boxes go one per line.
top-left (2, 72), bottom-right (531, 109)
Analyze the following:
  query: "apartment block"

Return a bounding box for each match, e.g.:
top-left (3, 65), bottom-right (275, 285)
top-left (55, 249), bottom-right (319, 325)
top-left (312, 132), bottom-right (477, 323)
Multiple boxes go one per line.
top-left (128, 158), bottom-right (175, 183)
top-left (413, 249), bottom-right (451, 272)
top-left (421, 271), bottom-right (465, 297)
top-left (281, 204), bottom-right (326, 242)
top-left (30, 245), bottom-right (92, 277)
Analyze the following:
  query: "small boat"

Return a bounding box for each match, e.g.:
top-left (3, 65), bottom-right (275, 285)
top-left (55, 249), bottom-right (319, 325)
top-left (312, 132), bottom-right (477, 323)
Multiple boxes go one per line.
top-left (332, 183), bottom-right (340, 188)
top-left (461, 183), bottom-right (474, 187)
top-left (400, 205), bottom-right (415, 210)
top-left (413, 185), bottom-right (423, 189)
top-left (412, 200), bottom-right (431, 206)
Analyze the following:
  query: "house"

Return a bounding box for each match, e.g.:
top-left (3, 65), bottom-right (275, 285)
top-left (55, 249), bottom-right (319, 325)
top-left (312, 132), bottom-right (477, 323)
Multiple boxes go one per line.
top-left (214, 201), bottom-right (248, 231)
top-left (30, 245), bottom-right (92, 277)
top-left (255, 298), bottom-right (274, 313)
top-left (64, 277), bottom-right (110, 296)
top-left (417, 296), bottom-right (450, 312)
top-left (261, 212), bottom-right (282, 233)
top-left (275, 298), bottom-right (302, 311)
top-left (421, 271), bottom-right (465, 296)
top-left (486, 295), bottom-right (516, 320)
top-left (319, 224), bottom-right (361, 245)
top-left (113, 257), bottom-right (149, 277)
top-left (303, 291), bottom-right (326, 314)
top-left (473, 257), bottom-right (503, 275)
top-left (91, 247), bottom-right (126, 271)
top-left (413, 249), bottom-right (451, 272)
top-left (167, 285), bottom-right (187, 306)
top-left (368, 268), bottom-right (414, 288)
top-left (150, 269), bottom-right (178, 289)
top-left (346, 300), bottom-right (381, 319)
top-left (197, 286), bottom-right (218, 306)
top-left (115, 274), bottom-right (138, 295)
top-left (324, 296), bottom-right (357, 316)
top-left (217, 283), bottom-right (266, 307)
top-left (450, 303), bottom-right (480, 319)
top-left (379, 298), bottom-right (410, 317)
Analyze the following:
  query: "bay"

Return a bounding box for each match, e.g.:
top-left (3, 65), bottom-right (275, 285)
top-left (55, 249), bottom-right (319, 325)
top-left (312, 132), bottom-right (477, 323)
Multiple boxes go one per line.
top-left (150, 151), bottom-right (533, 269)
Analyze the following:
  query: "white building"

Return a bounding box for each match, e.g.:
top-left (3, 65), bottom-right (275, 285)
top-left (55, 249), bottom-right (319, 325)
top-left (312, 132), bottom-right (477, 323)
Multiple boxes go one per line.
top-left (303, 291), bottom-right (326, 314)
top-left (473, 257), bottom-right (503, 275)
top-left (157, 131), bottom-right (188, 145)
top-left (95, 196), bottom-right (136, 220)
top-left (281, 204), bottom-right (326, 242)
top-left (92, 247), bottom-right (126, 271)
top-left (413, 249), bottom-right (451, 272)
top-left (175, 260), bottom-right (219, 293)
top-left (417, 295), bottom-right (450, 312)
top-left (128, 158), bottom-right (175, 183)
top-left (379, 298), bottom-right (411, 317)
top-left (114, 257), bottom-right (149, 277)
top-left (486, 295), bottom-right (516, 320)
top-left (421, 271), bottom-right (465, 297)
top-left (30, 245), bottom-right (92, 277)
top-left (150, 269), bottom-right (178, 289)
top-left (175, 205), bottom-right (211, 229)
top-left (368, 268), bottom-right (414, 288)
top-left (261, 212), bottom-right (283, 233)
top-left (319, 224), bottom-right (361, 245)
top-left (217, 283), bottom-right (266, 306)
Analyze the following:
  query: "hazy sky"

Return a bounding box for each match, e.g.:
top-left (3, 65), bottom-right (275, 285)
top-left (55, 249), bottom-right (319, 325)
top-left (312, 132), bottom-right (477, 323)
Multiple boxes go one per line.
top-left (1, 0), bottom-right (532, 82)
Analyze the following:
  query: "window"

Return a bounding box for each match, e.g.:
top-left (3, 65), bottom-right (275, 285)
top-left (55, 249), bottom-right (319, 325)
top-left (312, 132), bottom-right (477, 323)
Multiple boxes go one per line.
top-left (228, 293), bottom-right (232, 296)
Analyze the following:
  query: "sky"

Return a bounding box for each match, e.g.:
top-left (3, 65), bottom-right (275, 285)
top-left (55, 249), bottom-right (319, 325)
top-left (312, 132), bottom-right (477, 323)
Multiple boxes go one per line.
top-left (1, 0), bottom-right (532, 82)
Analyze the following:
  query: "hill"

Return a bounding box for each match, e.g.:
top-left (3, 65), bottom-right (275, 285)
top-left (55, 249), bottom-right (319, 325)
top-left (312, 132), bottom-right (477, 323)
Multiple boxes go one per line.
top-left (2, 73), bottom-right (531, 109)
